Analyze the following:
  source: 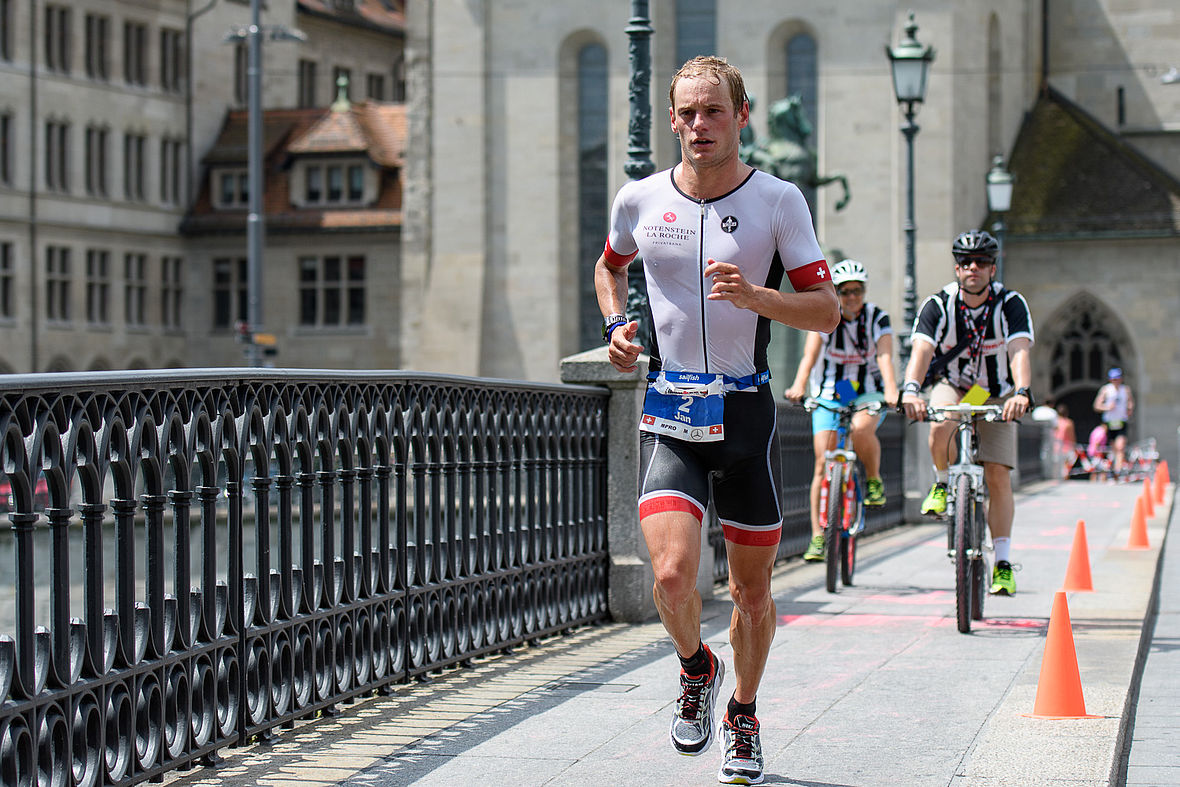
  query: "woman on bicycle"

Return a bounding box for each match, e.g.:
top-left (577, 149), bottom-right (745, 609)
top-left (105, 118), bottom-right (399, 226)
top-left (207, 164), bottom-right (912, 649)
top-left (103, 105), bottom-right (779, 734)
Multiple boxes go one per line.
top-left (785, 259), bottom-right (899, 561)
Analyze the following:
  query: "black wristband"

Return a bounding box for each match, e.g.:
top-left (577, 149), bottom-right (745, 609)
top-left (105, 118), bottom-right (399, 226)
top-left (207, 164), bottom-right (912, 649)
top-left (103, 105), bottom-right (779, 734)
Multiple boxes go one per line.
top-left (1013, 386), bottom-right (1034, 407)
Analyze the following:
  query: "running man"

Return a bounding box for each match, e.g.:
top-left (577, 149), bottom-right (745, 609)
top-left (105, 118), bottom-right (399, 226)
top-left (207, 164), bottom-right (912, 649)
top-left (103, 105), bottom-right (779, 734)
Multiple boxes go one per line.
top-left (900, 229), bottom-right (1034, 597)
top-left (595, 56), bottom-right (839, 784)
top-left (784, 259), bottom-right (899, 562)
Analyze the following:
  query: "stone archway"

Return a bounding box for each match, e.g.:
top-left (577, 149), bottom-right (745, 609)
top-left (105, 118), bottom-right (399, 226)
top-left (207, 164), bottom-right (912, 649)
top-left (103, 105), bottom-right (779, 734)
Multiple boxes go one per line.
top-left (1038, 290), bottom-right (1135, 441)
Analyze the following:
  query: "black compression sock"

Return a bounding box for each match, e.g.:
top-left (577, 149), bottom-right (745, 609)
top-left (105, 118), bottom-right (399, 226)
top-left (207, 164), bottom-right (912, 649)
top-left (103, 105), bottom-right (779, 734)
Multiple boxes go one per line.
top-left (728, 695), bottom-right (756, 720)
top-left (678, 642), bottom-right (710, 675)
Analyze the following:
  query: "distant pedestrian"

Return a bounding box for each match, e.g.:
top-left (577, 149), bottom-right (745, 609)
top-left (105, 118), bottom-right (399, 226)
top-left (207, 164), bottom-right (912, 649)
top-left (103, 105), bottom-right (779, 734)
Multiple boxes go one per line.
top-left (1053, 404), bottom-right (1077, 478)
top-left (1093, 367), bottom-right (1134, 475)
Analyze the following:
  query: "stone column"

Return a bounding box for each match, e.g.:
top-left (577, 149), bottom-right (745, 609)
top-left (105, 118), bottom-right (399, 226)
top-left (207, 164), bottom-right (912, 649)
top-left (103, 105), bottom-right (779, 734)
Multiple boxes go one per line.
top-left (561, 346), bottom-right (714, 623)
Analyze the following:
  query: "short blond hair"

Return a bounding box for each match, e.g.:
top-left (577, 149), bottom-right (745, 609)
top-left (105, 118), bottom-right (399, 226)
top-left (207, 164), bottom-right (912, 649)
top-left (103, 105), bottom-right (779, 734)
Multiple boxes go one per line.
top-left (668, 55), bottom-right (747, 115)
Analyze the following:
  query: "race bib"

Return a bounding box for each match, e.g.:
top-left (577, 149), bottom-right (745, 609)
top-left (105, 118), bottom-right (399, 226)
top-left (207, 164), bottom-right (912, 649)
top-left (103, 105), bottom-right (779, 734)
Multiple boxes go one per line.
top-left (640, 372), bottom-right (725, 442)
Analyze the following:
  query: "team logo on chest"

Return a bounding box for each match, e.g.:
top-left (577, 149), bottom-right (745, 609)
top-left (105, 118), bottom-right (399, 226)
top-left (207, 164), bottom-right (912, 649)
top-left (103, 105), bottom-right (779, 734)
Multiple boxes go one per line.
top-left (720, 215), bottom-right (739, 233)
top-left (663, 211), bottom-right (677, 223)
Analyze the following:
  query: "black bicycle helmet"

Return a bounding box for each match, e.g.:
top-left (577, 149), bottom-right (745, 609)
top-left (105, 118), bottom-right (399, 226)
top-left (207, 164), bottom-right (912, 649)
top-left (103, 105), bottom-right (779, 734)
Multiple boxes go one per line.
top-left (951, 230), bottom-right (999, 260)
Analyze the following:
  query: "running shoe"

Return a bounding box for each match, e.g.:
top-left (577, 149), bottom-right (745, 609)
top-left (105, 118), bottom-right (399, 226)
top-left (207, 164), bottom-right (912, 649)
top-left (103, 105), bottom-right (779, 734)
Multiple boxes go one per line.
top-left (865, 477), bottom-right (886, 506)
top-left (670, 645), bottom-right (724, 755)
top-left (920, 482), bottom-right (948, 515)
top-left (718, 712), bottom-right (764, 784)
top-left (990, 560), bottom-right (1016, 596)
top-left (802, 534), bottom-right (825, 562)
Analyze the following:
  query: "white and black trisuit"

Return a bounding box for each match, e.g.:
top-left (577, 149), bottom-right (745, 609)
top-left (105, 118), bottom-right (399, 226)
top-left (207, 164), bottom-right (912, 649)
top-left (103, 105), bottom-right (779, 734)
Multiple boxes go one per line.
top-left (604, 167), bottom-right (829, 546)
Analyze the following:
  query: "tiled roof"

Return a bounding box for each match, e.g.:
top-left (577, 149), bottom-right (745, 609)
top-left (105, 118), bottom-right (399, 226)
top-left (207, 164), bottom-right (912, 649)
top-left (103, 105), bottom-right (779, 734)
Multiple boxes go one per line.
top-left (999, 87), bottom-right (1180, 238)
top-left (183, 102), bottom-right (406, 235)
top-left (297, 0), bottom-right (404, 35)
top-left (288, 102), bottom-right (405, 167)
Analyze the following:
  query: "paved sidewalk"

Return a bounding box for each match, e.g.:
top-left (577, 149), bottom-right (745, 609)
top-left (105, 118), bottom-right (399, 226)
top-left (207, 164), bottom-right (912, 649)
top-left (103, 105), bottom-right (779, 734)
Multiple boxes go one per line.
top-left (165, 479), bottom-right (1174, 787)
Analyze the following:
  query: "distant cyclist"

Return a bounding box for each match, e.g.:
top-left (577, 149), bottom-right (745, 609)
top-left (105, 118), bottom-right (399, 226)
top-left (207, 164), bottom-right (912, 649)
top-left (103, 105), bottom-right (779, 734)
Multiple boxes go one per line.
top-left (900, 230), bottom-right (1034, 596)
top-left (785, 259), bottom-right (898, 562)
top-left (1093, 367), bottom-right (1134, 475)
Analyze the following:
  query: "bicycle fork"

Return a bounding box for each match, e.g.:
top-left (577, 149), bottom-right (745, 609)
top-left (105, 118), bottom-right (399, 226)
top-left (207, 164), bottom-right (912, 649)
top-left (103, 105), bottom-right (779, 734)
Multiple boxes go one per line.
top-left (946, 462), bottom-right (986, 559)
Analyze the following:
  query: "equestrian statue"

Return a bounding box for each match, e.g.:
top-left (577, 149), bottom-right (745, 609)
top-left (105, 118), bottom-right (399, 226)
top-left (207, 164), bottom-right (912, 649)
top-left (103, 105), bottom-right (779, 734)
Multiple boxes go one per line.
top-left (742, 94), bottom-right (850, 211)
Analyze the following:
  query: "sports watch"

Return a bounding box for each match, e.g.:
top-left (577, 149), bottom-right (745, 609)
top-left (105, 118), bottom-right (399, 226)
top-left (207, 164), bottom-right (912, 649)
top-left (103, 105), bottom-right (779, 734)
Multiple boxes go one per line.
top-left (1012, 386), bottom-right (1034, 407)
top-left (602, 313), bottom-right (627, 343)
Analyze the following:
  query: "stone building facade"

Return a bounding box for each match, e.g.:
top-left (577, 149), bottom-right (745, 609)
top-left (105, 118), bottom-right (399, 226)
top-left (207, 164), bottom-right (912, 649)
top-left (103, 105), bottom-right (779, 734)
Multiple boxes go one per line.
top-left (400, 0), bottom-right (1179, 467)
top-left (0, 0), bottom-right (404, 372)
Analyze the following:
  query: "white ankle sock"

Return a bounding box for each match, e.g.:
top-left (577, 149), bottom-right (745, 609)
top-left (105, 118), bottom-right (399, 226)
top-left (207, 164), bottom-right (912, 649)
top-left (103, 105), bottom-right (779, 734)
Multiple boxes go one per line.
top-left (993, 537), bottom-right (1011, 564)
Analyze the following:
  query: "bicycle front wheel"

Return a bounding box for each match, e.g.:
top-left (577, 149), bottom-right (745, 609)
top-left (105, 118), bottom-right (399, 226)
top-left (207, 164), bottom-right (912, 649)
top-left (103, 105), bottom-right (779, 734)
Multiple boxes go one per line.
top-left (824, 462), bottom-right (843, 594)
top-left (841, 467), bottom-right (860, 586)
top-left (954, 474), bottom-right (974, 633)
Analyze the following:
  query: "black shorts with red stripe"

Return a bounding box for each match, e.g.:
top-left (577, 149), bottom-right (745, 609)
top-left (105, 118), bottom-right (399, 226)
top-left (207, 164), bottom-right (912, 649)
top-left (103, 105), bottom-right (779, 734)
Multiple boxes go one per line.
top-left (637, 384), bottom-right (783, 547)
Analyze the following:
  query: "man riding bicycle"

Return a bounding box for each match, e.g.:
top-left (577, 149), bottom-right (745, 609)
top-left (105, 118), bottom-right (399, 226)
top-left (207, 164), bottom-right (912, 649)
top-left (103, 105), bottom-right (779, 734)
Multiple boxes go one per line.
top-left (785, 259), bottom-right (899, 562)
top-left (900, 230), bottom-right (1034, 596)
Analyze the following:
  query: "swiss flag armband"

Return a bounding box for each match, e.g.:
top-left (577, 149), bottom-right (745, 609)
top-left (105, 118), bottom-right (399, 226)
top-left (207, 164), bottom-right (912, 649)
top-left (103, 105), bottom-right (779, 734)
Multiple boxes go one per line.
top-left (787, 260), bottom-right (832, 291)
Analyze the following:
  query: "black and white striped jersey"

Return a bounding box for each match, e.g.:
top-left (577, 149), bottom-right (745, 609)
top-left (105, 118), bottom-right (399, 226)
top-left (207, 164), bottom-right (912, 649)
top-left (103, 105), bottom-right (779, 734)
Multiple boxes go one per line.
top-left (809, 303), bottom-right (892, 399)
top-left (911, 282), bottom-right (1035, 396)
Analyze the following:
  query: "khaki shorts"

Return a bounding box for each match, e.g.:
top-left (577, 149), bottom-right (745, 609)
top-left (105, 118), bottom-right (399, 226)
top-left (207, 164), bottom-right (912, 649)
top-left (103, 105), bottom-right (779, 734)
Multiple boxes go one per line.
top-left (929, 381), bottom-right (1018, 468)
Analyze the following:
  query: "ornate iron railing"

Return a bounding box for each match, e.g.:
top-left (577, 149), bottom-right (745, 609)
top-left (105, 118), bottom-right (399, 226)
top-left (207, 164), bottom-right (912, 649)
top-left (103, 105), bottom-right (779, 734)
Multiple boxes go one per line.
top-left (0, 370), bottom-right (609, 785)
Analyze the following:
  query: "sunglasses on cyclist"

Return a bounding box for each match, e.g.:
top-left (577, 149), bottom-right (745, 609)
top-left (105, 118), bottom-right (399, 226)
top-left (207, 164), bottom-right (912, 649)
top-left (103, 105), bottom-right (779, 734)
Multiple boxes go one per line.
top-left (837, 286), bottom-right (865, 297)
top-left (955, 257), bottom-right (994, 269)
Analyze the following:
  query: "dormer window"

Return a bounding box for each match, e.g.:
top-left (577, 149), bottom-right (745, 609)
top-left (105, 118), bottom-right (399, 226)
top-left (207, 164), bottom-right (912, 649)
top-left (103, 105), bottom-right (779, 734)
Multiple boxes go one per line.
top-left (298, 160), bottom-right (368, 207)
top-left (215, 168), bottom-right (248, 208)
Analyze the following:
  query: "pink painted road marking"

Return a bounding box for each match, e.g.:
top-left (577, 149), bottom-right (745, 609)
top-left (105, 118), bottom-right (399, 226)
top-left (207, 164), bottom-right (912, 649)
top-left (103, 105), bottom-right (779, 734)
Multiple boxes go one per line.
top-left (778, 613), bottom-right (1046, 630)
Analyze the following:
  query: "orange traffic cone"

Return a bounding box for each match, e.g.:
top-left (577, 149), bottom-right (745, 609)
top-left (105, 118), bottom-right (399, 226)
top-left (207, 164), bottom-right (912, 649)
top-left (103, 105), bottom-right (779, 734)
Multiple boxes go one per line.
top-left (1027, 591), bottom-right (1099, 719)
top-left (1155, 463), bottom-right (1168, 505)
top-left (1142, 478), bottom-right (1155, 518)
top-left (1062, 520), bottom-right (1094, 592)
top-left (1127, 495), bottom-right (1150, 550)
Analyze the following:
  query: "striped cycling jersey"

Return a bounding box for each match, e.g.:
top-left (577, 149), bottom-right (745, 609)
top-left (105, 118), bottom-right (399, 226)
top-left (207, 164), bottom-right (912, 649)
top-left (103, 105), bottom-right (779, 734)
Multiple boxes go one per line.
top-left (911, 282), bottom-right (1035, 397)
top-left (604, 167), bottom-right (828, 380)
top-left (810, 303), bottom-right (892, 399)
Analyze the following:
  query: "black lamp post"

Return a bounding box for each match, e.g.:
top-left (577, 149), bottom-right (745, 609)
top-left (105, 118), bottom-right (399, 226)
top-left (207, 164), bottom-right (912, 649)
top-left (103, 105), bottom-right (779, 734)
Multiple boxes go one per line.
top-left (624, 1), bottom-right (655, 181)
top-left (224, 2), bottom-right (303, 365)
top-left (986, 154), bottom-right (1014, 283)
top-left (623, 2), bottom-right (655, 340)
top-left (886, 11), bottom-right (935, 364)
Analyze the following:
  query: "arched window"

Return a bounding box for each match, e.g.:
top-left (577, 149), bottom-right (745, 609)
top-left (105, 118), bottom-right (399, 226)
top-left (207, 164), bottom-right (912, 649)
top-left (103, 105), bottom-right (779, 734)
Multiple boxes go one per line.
top-left (676, 0), bottom-right (716, 66)
top-left (987, 15), bottom-right (1001, 156)
top-left (786, 32), bottom-right (818, 213)
top-left (577, 43), bottom-right (609, 349)
top-left (1044, 293), bottom-right (1132, 439)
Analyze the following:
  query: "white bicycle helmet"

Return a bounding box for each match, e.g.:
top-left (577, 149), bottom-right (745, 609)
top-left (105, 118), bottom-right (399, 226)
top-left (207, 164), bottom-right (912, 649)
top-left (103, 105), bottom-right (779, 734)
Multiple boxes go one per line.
top-left (831, 259), bottom-right (867, 286)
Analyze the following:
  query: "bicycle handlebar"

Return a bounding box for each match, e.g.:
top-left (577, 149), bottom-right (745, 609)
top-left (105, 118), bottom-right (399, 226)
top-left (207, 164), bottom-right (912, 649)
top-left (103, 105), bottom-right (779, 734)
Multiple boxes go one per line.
top-left (924, 403), bottom-right (1005, 423)
top-left (796, 397), bottom-right (885, 416)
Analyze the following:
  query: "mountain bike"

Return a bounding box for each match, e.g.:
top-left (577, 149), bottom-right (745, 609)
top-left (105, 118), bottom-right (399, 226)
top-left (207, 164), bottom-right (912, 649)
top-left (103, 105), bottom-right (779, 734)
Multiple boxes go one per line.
top-left (925, 403), bottom-right (1004, 633)
top-left (800, 397), bottom-right (884, 593)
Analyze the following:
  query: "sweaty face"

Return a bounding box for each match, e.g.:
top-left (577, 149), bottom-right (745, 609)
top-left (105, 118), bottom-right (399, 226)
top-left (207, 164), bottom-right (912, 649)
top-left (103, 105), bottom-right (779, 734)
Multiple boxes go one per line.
top-left (670, 76), bottom-right (747, 169)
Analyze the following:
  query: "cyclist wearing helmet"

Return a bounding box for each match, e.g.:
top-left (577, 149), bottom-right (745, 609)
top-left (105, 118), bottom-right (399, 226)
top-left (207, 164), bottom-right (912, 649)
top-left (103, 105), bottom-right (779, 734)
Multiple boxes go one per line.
top-left (785, 259), bottom-right (898, 562)
top-left (1093, 367), bottom-right (1134, 474)
top-left (900, 229), bottom-right (1034, 596)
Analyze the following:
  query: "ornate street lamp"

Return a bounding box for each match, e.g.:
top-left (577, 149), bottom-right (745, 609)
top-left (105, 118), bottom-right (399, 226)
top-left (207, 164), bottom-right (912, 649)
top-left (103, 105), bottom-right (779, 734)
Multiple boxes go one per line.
top-left (886, 11), bottom-right (935, 364)
top-left (986, 154), bottom-right (1014, 283)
